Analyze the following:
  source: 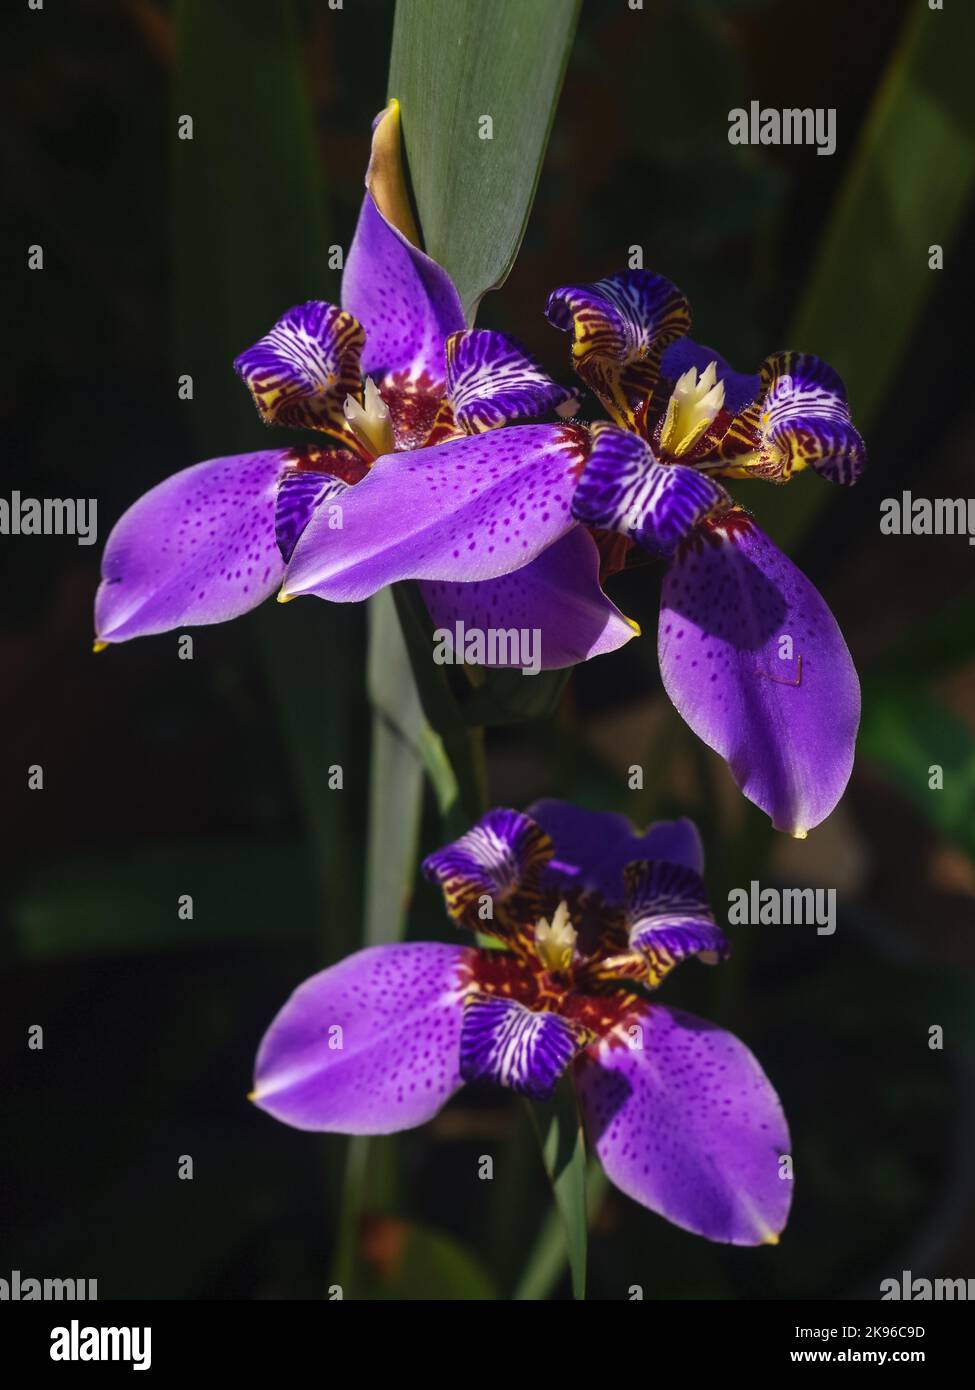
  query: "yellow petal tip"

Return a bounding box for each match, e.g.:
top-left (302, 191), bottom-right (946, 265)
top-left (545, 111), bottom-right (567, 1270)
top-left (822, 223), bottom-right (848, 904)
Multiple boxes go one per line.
top-left (761, 1231), bottom-right (780, 1247)
top-left (276, 590), bottom-right (295, 605)
top-left (92, 640), bottom-right (109, 654)
top-left (369, 96), bottom-right (421, 247)
top-left (625, 615), bottom-right (642, 636)
top-left (791, 829), bottom-right (808, 841)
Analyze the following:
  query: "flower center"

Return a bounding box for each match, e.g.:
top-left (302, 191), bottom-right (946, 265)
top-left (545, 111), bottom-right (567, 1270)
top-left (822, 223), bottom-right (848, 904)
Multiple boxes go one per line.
top-left (533, 900), bottom-right (577, 973)
top-left (343, 377), bottom-right (395, 458)
top-left (659, 361), bottom-right (725, 457)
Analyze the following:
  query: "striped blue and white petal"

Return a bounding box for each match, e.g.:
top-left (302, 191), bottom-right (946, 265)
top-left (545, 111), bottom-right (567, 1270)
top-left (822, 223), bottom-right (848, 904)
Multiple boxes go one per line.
top-left (624, 860), bottom-right (728, 986)
top-left (545, 269), bottom-right (691, 428)
top-left (274, 449), bottom-right (370, 563)
top-left (445, 329), bottom-right (577, 434)
top-left (572, 421), bottom-right (729, 557)
top-left (274, 471), bottom-right (349, 563)
top-left (756, 352), bottom-right (866, 485)
top-left (423, 808), bottom-right (553, 940)
top-left (460, 994), bottom-right (584, 1100)
top-left (234, 301), bottom-right (365, 437)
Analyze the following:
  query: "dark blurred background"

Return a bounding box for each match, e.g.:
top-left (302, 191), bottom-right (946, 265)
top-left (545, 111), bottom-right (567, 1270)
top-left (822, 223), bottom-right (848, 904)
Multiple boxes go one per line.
top-left (3, 0), bottom-right (975, 1299)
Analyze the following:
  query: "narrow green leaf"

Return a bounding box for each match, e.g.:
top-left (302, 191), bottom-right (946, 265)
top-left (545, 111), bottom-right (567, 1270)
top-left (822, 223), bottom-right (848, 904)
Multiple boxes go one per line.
top-left (392, 582), bottom-right (488, 830)
top-left (365, 590), bottom-right (459, 943)
top-left (528, 1075), bottom-right (589, 1300)
top-left (363, 713), bottom-right (425, 945)
top-left (792, 2), bottom-right (975, 421)
top-left (515, 1161), bottom-right (607, 1302)
top-left (754, 1), bottom-right (975, 550)
top-left (388, 0), bottom-right (581, 319)
top-left (331, 1132), bottom-right (371, 1298)
top-left (260, 602), bottom-right (364, 959)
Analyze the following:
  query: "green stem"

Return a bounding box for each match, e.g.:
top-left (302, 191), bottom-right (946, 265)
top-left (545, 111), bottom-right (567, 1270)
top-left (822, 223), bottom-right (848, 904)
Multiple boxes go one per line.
top-left (526, 1076), bottom-right (590, 1300)
top-left (391, 581), bottom-right (488, 825)
top-left (330, 1135), bottom-right (370, 1298)
top-left (514, 1161), bottom-right (608, 1301)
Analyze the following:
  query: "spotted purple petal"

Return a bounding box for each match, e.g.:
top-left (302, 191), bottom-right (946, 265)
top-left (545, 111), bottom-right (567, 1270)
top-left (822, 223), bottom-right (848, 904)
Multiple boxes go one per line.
top-left (423, 807), bottom-right (553, 940)
top-left (546, 269), bottom-right (690, 428)
top-left (342, 103), bottom-right (465, 381)
top-left (95, 451), bottom-right (291, 644)
top-left (572, 421), bottom-right (729, 557)
top-left (281, 423), bottom-right (588, 602)
top-left (444, 329), bottom-right (576, 434)
top-left (460, 994), bottom-right (584, 1100)
top-left (527, 800), bottom-right (705, 903)
top-left (251, 943), bottom-right (473, 1134)
top-left (659, 509), bottom-right (860, 836)
top-left (577, 1004), bottom-right (792, 1244)
top-left (419, 527), bottom-right (637, 671)
top-left (233, 301), bottom-right (365, 438)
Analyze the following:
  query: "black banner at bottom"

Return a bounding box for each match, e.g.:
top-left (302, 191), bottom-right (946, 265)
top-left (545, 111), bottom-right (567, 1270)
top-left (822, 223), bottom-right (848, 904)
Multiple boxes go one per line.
top-left (0, 1298), bottom-right (971, 1377)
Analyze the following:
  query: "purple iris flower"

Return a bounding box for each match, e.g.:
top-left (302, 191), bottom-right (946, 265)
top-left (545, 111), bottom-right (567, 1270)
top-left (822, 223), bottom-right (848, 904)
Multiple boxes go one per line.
top-left (312, 263), bottom-right (865, 836)
top-left (544, 270), bottom-right (865, 837)
top-left (251, 801), bottom-right (792, 1246)
top-left (93, 102), bottom-right (634, 670)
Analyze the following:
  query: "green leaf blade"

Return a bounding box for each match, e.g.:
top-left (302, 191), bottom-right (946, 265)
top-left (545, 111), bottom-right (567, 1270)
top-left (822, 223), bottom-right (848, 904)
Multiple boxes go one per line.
top-left (759, 1), bottom-right (975, 550)
top-left (388, 0), bottom-right (581, 319)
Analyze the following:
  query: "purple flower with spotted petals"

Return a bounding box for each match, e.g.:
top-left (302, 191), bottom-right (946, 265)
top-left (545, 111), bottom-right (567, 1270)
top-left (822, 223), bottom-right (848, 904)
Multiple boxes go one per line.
top-left (252, 802), bottom-right (792, 1246)
top-left (296, 255), bottom-right (863, 830)
top-left (94, 101), bottom-right (631, 670)
top-left (540, 268), bottom-right (866, 836)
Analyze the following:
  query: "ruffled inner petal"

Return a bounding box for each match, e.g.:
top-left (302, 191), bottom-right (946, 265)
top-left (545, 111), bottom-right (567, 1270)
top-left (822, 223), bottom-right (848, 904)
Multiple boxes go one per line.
top-left (546, 269), bottom-right (691, 432)
top-left (423, 807), bottom-right (554, 947)
top-left (621, 860), bottom-right (728, 986)
top-left (234, 301), bottom-right (364, 440)
top-left (757, 351), bottom-right (866, 484)
top-left (709, 351), bottom-right (866, 484)
top-left (445, 329), bottom-right (576, 433)
top-left (527, 799), bottom-right (705, 903)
